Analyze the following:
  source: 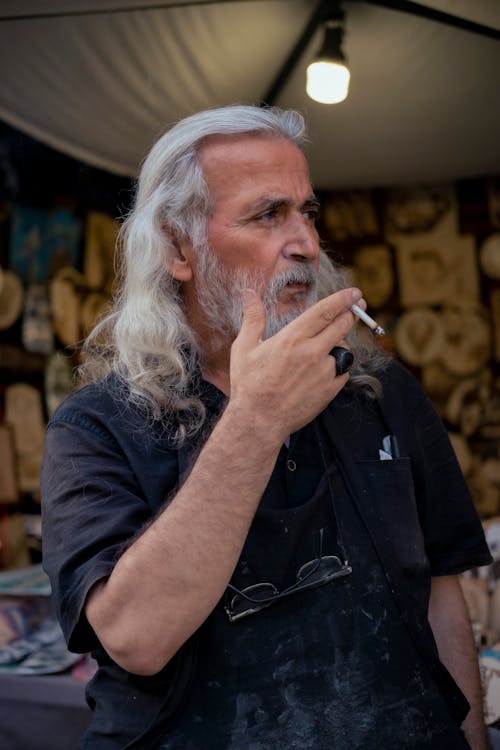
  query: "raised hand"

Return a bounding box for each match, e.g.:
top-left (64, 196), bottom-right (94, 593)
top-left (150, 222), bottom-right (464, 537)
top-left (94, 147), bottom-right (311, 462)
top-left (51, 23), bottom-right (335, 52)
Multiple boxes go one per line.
top-left (229, 287), bottom-right (363, 441)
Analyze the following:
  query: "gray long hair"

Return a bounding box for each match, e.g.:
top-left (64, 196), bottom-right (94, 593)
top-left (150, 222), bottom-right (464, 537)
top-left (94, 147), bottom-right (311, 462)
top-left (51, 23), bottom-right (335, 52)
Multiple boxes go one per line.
top-left (79, 104), bottom-right (389, 444)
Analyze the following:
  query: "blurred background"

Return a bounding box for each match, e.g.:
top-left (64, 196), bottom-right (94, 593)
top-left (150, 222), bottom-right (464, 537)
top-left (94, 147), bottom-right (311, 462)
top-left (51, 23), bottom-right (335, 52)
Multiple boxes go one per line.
top-left (0, 1), bottom-right (500, 746)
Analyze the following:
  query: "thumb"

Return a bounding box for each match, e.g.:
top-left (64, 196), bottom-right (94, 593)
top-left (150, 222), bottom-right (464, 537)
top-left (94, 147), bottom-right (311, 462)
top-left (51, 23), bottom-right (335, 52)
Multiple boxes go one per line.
top-left (234, 289), bottom-right (266, 351)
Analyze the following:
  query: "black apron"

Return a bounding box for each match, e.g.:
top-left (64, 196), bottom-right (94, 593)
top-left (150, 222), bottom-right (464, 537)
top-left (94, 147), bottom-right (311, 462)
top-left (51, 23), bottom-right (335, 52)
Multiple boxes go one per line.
top-left (155, 406), bottom-right (471, 750)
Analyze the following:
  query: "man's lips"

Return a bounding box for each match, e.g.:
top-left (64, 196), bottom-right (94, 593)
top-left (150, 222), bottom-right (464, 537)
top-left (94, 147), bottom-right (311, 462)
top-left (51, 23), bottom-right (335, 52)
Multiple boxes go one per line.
top-left (282, 281), bottom-right (310, 294)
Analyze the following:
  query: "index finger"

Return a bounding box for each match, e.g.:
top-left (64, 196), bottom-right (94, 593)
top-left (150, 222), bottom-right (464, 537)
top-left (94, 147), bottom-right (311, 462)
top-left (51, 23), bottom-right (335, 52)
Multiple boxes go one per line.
top-left (289, 287), bottom-right (363, 339)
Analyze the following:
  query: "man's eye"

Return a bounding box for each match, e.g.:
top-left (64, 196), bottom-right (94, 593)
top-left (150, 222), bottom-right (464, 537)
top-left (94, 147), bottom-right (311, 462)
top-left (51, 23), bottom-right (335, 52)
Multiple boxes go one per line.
top-left (304, 207), bottom-right (320, 222)
top-left (256, 209), bottom-right (278, 222)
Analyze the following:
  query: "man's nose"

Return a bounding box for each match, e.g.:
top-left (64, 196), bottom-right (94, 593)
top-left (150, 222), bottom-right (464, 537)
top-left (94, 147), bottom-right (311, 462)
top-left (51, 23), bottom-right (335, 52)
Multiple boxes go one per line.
top-left (282, 216), bottom-right (320, 264)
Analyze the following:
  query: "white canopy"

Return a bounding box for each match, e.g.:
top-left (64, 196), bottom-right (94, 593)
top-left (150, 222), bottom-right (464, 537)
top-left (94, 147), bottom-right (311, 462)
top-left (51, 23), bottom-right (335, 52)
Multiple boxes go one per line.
top-left (0, 0), bottom-right (499, 188)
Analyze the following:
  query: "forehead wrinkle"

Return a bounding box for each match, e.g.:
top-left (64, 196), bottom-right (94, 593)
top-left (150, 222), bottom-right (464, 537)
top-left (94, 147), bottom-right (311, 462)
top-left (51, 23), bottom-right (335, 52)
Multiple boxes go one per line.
top-left (200, 137), bottom-right (315, 222)
top-left (200, 136), bottom-right (310, 184)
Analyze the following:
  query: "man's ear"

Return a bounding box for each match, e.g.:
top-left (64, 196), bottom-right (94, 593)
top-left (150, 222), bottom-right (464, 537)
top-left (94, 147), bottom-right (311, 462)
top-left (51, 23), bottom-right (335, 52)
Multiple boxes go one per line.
top-left (163, 226), bottom-right (193, 282)
top-left (166, 251), bottom-right (193, 282)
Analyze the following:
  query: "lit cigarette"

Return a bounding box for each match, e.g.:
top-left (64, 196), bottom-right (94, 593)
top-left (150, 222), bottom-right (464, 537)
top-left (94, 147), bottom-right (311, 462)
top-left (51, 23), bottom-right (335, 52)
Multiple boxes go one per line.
top-left (351, 304), bottom-right (385, 336)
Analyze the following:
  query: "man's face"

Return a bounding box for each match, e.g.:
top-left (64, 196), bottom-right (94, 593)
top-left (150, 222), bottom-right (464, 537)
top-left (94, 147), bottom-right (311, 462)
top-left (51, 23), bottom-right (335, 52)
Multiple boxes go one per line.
top-left (182, 134), bottom-right (321, 341)
top-left (195, 243), bottom-right (319, 342)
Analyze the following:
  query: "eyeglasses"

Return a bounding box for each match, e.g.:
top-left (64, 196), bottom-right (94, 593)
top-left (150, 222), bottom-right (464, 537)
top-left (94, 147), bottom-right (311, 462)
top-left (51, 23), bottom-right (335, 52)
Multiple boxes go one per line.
top-left (224, 553), bottom-right (352, 622)
top-left (225, 422), bottom-right (353, 623)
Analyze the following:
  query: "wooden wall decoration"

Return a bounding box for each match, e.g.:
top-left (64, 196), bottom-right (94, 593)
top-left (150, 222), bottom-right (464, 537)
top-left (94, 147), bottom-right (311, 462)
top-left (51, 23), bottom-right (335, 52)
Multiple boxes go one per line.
top-left (441, 303), bottom-right (491, 377)
top-left (0, 151), bottom-right (499, 542)
top-left (49, 267), bottom-right (86, 346)
top-left (481, 234), bottom-right (500, 280)
top-left (322, 190), bottom-right (379, 242)
top-left (10, 205), bottom-right (81, 284)
top-left (0, 269), bottom-right (23, 330)
top-left (395, 234), bottom-right (479, 308)
top-left (491, 289), bottom-right (500, 362)
top-left (83, 211), bottom-right (119, 295)
top-left (0, 126), bottom-right (132, 568)
top-left (4, 384), bottom-right (45, 499)
top-left (384, 185), bottom-right (455, 237)
top-left (488, 179), bottom-right (500, 229)
top-left (352, 245), bottom-right (394, 309)
top-left (21, 283), bottom-right (52, 355)
top-left (317, 177), bottom-right (500, 518)
top-left (394, 307), bottom-right (444, 367)
top-left (0, 425), bottom-right (19, 504)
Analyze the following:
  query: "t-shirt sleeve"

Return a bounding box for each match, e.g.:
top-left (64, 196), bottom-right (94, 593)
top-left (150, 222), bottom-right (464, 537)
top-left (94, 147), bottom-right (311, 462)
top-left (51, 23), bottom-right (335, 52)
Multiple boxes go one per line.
top-left (401, 369), bottom-right (493, 575)
top-left (41, 408), bottom-right (178, 654)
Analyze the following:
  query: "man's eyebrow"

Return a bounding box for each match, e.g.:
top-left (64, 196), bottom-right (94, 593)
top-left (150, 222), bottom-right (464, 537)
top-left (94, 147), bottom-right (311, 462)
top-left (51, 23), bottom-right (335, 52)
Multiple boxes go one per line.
top-left (249, 195), bottom-right (320, 212)
top-left (303, 197), bottom-right (321, 209)
top-left (249, 197), bottom-right (290, 212)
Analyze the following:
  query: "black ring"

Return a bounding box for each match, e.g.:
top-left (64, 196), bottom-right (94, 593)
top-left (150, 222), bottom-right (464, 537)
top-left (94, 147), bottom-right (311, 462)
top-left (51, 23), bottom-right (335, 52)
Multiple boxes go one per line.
top-left (330, 346), bottom-right (354, 375)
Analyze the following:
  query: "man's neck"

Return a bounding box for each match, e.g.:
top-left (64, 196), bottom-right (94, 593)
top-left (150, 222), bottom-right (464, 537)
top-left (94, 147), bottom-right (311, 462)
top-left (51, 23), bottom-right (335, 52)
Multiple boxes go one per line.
top-left (203, 368), bottom-right (231, 397)
top-left (184, 299), bottom-right (233, 396)
top-left (201, 345), bottom-right (232, 397)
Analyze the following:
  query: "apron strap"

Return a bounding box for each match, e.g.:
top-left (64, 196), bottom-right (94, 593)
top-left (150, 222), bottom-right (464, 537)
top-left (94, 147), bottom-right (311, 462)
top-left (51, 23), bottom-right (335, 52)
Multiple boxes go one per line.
top-left (317, 402), bottom-right (470, 726)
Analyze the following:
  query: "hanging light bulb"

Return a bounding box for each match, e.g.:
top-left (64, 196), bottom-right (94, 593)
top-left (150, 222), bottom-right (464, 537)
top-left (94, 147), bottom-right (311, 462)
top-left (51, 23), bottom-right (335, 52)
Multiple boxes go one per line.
top-left (306, 13), bottom-right (350, 104)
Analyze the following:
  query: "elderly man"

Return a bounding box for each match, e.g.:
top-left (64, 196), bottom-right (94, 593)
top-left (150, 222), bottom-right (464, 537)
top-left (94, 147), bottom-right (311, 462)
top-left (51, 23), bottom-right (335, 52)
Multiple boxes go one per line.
top-left (41, 105), bottom-right (491, 750)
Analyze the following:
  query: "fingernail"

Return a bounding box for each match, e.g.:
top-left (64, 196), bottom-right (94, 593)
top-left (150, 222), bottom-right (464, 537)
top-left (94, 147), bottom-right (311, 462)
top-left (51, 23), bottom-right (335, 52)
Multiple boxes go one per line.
top-left (351, 288), bottom-right (363, 302)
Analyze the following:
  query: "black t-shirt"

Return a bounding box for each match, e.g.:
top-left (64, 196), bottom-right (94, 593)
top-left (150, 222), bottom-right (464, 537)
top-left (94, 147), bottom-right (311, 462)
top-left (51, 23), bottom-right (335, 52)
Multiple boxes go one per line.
top-left (41, 361), bottom-right (492, 748)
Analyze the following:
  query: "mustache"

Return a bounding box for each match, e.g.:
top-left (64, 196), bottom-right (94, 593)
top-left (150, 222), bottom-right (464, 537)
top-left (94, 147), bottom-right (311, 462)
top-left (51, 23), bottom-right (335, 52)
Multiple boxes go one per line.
top-left (265, 264), bottom-right (317, 298)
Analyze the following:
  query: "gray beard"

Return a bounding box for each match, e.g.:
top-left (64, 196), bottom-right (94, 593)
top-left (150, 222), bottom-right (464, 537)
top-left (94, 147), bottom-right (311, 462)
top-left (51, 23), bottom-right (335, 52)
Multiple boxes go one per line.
top-left (195, 246), bottom-right (318, 347)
